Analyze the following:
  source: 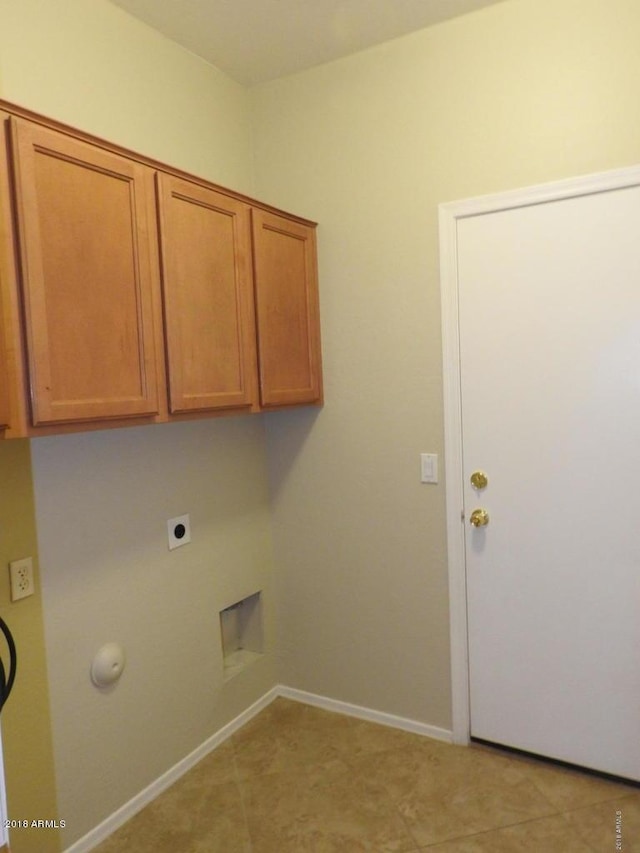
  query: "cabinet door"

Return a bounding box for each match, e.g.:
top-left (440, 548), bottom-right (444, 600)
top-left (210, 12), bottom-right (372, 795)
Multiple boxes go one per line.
top-left (10, 118), bottom-right (160, 425)
top-left (157, 174), bottom-right (257, 413)
top-left (251, 210), bottom-right (322, 407)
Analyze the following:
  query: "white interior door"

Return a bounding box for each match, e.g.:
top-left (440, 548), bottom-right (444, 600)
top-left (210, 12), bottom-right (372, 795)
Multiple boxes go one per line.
top-left (450, 173), bottom-right (640, 781)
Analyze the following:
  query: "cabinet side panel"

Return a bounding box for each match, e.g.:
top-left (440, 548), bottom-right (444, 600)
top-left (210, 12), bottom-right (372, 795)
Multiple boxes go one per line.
top-left (0, 119), bottom-right (15, 430)
top-left (0, 113), bottom-right (32, 435)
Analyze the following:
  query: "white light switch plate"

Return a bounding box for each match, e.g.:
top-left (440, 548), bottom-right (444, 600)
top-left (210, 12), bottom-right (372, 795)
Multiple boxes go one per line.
top-left (420, 453), bottom-right (438, 484)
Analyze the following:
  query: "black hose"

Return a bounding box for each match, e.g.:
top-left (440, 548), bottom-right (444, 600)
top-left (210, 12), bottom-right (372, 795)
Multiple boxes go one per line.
top-left (0, 617), bottom-right (17, 713)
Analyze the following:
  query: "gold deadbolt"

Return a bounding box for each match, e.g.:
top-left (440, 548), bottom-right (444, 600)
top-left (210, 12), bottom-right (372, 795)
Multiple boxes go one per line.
top-left (470, 470), bottom-right (488, 490)
top-left (469, 508), bottom-right (490, 527)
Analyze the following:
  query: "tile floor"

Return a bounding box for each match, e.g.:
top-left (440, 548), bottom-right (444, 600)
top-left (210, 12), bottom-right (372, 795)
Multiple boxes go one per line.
top-left (93, 697), bottom-right (639, 851)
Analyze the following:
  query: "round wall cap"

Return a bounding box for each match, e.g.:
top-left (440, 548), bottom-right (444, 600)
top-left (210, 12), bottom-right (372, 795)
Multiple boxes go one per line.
top-left (91, 642), bottom-right (126, 687)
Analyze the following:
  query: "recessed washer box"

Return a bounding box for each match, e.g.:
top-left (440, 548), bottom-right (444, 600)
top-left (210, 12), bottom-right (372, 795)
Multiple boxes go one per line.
top-left (167, 514), bottom-right (191, 550)
top-left (220, 592), bottom-right (263, 680)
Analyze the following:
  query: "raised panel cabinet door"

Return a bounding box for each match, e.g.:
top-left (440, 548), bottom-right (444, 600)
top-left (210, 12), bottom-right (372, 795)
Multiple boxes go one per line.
top-left (10, 118), bottom-right (160, 425)
top-left (251, 210), bottom-right (322, 407)
top-left (156, 174), bottom-right (257, 413)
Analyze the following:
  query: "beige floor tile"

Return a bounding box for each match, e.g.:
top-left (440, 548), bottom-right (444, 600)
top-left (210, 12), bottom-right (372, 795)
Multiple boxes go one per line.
top-left (397, 774), bottom-right (557, 847)
top-left (477, 744), bottom-right (638, 812)
top-left (240, 762), bottom-right (419, 852)
top-left (334, 712), bottom-right (453, 759)
top-left (422, 814), bottom-right (593, 852)
top-left (231, 698), bottom-right (352, 778)
top-left (179, 739), bottom-right (239, 788)
top-left (342, 740), bottom-right (470, 814)
top-left (348, 738), bottom-right (558, 846)
top-left (388, 748), bottom-right (557, 845)
top-left (564, 792), bottom-right (640, 852)
top-left (92, 774), bottom-right (250, 853)
top-left (90, 699), bottom-right (640, 851)
top-left (231, 697), bottom-right (435, 781)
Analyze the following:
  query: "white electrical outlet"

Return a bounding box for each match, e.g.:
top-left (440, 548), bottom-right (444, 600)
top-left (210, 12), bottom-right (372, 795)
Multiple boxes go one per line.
top-left (167, 514), bottom-right (191, 550)
top-left (9, 557), bottom-right (35, 601)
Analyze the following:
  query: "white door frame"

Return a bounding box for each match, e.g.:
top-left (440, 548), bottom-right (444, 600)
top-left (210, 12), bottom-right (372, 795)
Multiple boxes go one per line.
top-left (438, 163), bottom-right (640, 746)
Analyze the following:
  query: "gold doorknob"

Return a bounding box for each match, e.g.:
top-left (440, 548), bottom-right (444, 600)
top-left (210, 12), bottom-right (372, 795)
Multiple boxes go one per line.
top-left (470, 470), bottom-right (488, 490)
top-left (469, 508), bottom-right (490, 527)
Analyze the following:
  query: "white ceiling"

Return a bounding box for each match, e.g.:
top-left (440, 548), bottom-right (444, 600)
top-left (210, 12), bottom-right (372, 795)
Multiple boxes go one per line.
top-left (109, 0), bottom-right (507, 86)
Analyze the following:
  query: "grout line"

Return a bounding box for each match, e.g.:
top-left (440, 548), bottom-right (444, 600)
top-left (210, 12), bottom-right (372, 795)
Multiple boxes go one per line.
top-left (229, 737), bottom-right (254, 853)
top-left (393, 803), bottom-right (422, 852)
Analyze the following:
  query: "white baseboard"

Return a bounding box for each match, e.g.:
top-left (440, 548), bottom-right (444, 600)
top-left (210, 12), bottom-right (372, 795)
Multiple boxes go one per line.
top-left (64, 685), bottom-right (453, 852)
top-left (277, 685), bottom-right (453, 744)
top-left (64, 687), bottom-right (279, 853)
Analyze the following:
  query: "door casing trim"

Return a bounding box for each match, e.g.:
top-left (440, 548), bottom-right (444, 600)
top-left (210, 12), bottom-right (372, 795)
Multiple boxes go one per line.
top-left (438, 163), bottom-right (640, 746)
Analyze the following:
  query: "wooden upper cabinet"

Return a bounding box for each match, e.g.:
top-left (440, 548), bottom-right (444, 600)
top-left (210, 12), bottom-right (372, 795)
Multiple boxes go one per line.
top-left (251, 209), bottom-right (322, 407)
top-left (156, 174), bottom-right (257, 413)
top-left (9, 118), bottom-right (161, 426)
top-left (0, 100), bottom-right (323, 438)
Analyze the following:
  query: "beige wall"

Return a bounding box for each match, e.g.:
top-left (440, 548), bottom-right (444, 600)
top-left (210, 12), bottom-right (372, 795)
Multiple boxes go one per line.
top-left (0, 0), bottom-right (254, 193)
top-left (0, 441), bottom-right (59, 853)
top-left (252, 0), bottom-right (640, 728)
top-left (31, 420), bottom-right (276, 846)
top-left (3, 0), bottom-right (640, 847)
top-left (0, 0), bottom-right (276, 848)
